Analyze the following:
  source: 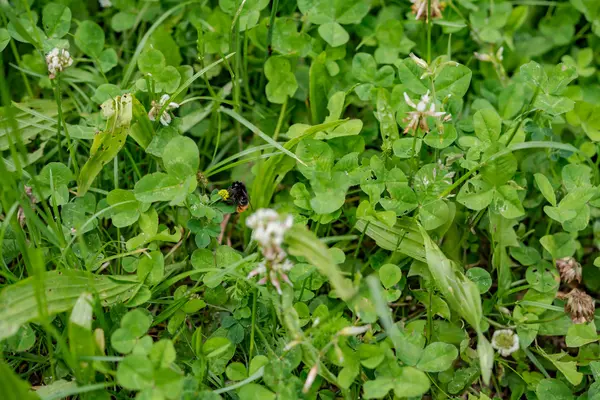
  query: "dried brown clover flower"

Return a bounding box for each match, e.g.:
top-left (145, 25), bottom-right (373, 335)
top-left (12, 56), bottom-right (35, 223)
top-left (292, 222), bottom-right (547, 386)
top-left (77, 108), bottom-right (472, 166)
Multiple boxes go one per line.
top-left (556, 257), bottom-right (582, 284)
top-left (560, 288), bottom-right (595, 324)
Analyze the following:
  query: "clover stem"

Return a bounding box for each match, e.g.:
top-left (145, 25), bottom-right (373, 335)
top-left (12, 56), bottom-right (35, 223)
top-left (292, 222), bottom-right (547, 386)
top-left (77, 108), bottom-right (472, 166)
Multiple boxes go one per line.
top-left (427, 0), bottom-right (432, 63)
top-left (410, 123), bottom-right (420, 179)
top-left (273, 96), bottom-right (288, 141)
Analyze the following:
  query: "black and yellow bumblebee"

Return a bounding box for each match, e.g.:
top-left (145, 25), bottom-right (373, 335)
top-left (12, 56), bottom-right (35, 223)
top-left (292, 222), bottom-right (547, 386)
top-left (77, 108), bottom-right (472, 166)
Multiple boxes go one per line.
top-left (226, 181), bottom-right (250, 213)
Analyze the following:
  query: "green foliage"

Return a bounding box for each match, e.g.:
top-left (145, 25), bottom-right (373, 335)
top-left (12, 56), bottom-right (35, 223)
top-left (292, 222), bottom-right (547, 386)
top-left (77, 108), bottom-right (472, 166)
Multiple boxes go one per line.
top-left (1, 0), bottom-right (600, 399)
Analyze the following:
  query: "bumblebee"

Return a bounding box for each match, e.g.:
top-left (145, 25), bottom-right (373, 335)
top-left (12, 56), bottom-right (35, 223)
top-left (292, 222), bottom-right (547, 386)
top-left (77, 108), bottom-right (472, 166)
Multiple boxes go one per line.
top-left (227, 181), bottom-right (250, 213)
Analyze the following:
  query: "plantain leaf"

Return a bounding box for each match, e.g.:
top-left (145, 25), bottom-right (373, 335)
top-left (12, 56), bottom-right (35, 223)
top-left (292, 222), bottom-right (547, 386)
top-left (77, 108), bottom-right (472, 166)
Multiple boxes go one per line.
top-left (419, 225), bottom-right (492, 384)
top-left (77, 94), bottom-right (134, 196)
top-left (0, 271), bottom-right (137, 341)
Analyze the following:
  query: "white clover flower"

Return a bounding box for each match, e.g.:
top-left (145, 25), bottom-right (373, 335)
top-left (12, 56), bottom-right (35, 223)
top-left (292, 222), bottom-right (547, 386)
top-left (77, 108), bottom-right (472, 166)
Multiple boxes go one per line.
top-left (148, 94), bottom-right (179, 126)
top-left (402, 90), bottom-right (449, 134)
top-left (409, 0), bottom-right (445, 21)
top-left (246, 208), bottom-right (293, 259)
top-left (491, 329), bottom-right (520, 357)
top-left (246, 208), bottom-right (295, 294)
top-left (99, 0), bottom-right (112, 8)
top-left (45, 48), bottom-right (73, 79)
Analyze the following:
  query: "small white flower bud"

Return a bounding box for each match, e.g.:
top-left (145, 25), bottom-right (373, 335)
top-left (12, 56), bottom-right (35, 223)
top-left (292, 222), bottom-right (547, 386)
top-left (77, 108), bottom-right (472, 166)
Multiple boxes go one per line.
top-left (338, 324), bottom-right (371, 336)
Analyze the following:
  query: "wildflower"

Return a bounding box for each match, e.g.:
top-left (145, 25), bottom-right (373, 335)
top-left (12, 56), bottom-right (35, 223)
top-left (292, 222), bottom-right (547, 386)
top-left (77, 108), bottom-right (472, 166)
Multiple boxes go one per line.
top-left (302, 364), bottom-right (319, 393)
top-left (148, 94), bottom-right (179, 126)
top-left (491, 329), bottom-right (520, 357)
top-left (246, 208), bottom-right (295, 294)
top-left (402, 90), bottom-right (448, 134)
top-left (556, 257), bottom-right (582, 284)
top-left (99, 0), bottom-right (112, 8)
top-left (410, 0), bottom-right (445, 21)
top-left (218, 189), bottom-right (230, 200)
top-left (45, 48), bottom-right (73, 79)
top-left (246, 208), bottom-right (293, 259)
top-left (562, 288), bottom-right (595, 324)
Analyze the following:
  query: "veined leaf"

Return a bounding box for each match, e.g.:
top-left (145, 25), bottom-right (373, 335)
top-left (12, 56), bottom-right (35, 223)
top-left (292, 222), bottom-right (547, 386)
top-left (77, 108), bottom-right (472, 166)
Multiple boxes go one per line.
top-left (419, 226), bottom-right (492, 384)
top-left (0, 271), bottom-right (137, 340)
top-left (355, 218), bottom-right (426, 262)
top-left (77, 94), bottom-right (134, 196)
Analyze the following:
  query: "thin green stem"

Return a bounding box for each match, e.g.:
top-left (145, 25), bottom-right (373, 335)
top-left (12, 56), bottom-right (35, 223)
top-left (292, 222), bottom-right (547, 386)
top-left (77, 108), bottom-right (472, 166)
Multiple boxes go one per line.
top-left (249, 288), bottom-right (258, 358)
top-left (273, 96), bottom-right (288, 141)
top-left (426, 0), bottom-right (432, 63)
top-left (54, 75), bottom-right (78, 174)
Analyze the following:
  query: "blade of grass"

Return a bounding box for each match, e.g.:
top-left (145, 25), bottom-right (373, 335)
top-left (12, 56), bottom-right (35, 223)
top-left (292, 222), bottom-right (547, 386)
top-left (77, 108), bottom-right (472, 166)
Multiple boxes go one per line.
top-left (219, 106), bottom-right (307, 166)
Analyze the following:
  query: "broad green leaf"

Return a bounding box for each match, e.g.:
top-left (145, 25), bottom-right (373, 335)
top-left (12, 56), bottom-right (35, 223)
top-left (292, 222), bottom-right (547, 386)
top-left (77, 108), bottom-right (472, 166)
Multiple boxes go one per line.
top-left (536, 379), bottom-right (574, 400)
top-left (457, 178), bottom-right (494, 211)
top-left (0, 28), bottom-right (9, 52)
top-left (417, 342), bottom-right (458, 372)
top-left (134, 173), bottom-right (194, 204)
top-left (525, 262), bottom-right (559, 293)
top-left (396, 58), bottom-right (429, 95)
top-left (466, 268), bottom-right (492, 294)
top-left (42, 4), bottom-right (71, 38)
top-left (565, 323), bottom-right (598, 347)
top-left (138, 251), bottom-right (165, 286)
top-left (540, 232), bottom-right (577, 259)
top-left (111, 11), bottom-right (137, 32)
top-left (318, 22), bottom-right (349, 47)
top-left (419, 199), bottom-right (450, 230)
top-left (309, 53), bottom-right (331, 123)
top-left (376, 88), bottom-right (400, 145)
top-left (163, 136), bottom-right (199, 178)
top-left (78, 94), bottom-right (133, 196)
top-left (534, 173), bottom-right (556, 206)
top-left (138, 48), bottom-right (166, 75)
top-left (99, 48), bottom-right (118, 73)
top-left (379, 264), bottom-right (402, 288)
top-left (0, 359), bottom-right (40, 400)
top-left (75, 20), bottom-right (105, 57)
top-left (203, 336), bottom-right (232, 358)
top-left (419, 226), bottom-right (492, 383)
top-left (0, 271), bottom-right (137, 340)
top-left (107, 189), bottom-right (141, 227)
top-left (538, 349), bottom-right (583, 386)
top-left (473, 109), bottom-right (501, 143)
top-left (238, 384), bottom-right (275, 400)
top-left (117, 354), bottom-right (154, 390)
top-left (352, 53), bottom-right (377, 83)
top-left (434, 63), bottom-right (472, 99)
top-left (272, 18), bottom-right (311, 56)
top-left (493, 185), bottom-right (524, 219)
top-left (264, 56), bottom-right (298, 104)
top-left (225, 362), bottom-right (248, 381)
top-left (6, 324), bottom-right (35, 352)
top-left (355, 218), bottom-right (426, 262)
